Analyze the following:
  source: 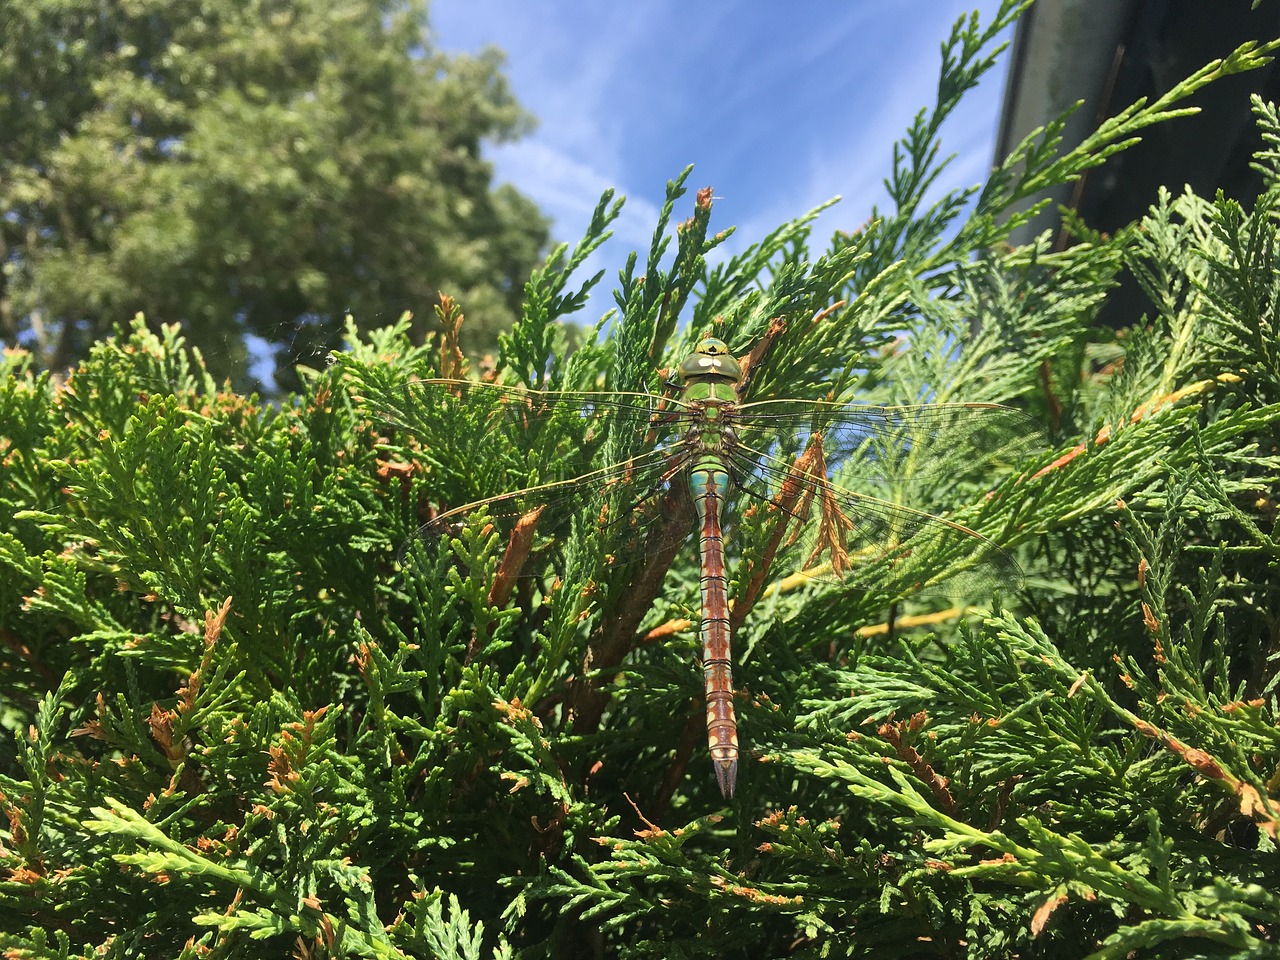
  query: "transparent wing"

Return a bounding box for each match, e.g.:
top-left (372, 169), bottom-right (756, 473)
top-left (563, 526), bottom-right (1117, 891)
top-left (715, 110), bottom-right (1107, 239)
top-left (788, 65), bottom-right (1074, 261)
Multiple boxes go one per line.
top-left (356, 377), bottom-right (1036, 600)
top-left (351, 378), bottom-right (709, 580)
top-left (423, 445), bottom-right (686, 542)
top-left (355, 377), bottom-right (695, 492)
top-left (734, 398), bottom-right (1041, 509)
top-left (362, 378), bottom-right (686, 437)
top-left (723, 415), bottom-right (1030, 599)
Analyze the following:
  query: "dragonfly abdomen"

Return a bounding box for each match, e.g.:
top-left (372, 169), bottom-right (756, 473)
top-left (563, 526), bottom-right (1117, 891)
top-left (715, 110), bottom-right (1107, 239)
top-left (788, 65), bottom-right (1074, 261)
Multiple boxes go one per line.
top-left (689, 456), bottom-right (738, 799)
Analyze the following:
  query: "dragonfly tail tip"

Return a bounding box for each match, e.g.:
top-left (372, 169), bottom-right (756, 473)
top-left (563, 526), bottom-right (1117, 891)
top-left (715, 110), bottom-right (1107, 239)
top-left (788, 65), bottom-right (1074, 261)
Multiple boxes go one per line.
top-left (715, 759), bottom-right (737, 799)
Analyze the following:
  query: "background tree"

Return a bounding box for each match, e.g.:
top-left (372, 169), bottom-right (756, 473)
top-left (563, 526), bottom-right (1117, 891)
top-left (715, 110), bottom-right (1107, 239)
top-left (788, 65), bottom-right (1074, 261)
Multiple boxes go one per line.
top-left (0, 0), bottom-right (549, 386)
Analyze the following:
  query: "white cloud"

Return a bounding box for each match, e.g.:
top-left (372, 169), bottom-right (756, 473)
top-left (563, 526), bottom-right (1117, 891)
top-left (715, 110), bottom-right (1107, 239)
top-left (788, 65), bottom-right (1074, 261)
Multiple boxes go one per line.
top-left (486, 138), bottom-right (663, 324)
top-left (489, 141), bottom-right (659, 252)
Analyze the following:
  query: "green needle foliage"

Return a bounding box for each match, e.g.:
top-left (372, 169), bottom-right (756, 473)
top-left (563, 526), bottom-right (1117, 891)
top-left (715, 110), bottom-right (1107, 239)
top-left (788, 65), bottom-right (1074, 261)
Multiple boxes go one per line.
top-left (3, 3), bottom-right (1280, 956)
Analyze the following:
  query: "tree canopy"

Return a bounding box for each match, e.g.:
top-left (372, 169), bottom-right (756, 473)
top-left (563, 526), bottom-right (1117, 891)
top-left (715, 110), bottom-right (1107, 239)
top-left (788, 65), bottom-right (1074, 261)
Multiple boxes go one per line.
top-left (0, 0), bottom-right (549, 385)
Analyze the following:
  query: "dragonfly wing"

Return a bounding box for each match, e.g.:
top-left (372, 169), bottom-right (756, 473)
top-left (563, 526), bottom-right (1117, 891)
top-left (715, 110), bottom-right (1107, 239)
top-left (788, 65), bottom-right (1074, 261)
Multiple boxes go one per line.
top-left (355, 377), bottom-right (694, 489)
top-left (724, 439), bottom-right (1022, 599)
top-left (360, 378), bottom-right (682, 435)
top-left (734, 399), bottom-right (1040, 509)
top-left (349, 375), bottom-right (701, 553)
top-left (422, 445), bottom-right (685, 543)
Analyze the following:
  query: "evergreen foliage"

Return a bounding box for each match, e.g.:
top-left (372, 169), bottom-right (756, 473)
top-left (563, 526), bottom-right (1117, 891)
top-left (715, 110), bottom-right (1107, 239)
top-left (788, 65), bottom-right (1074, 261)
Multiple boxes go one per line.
top-left (0, 0), bottom-right (549, 380)
top-left (2, 3), bottom-right (1280, 956)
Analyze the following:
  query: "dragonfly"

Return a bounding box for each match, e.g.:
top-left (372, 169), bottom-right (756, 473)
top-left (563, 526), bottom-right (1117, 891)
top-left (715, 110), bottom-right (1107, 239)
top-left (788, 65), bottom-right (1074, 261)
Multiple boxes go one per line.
top-left (366, 337), bottom-right (1035, 798)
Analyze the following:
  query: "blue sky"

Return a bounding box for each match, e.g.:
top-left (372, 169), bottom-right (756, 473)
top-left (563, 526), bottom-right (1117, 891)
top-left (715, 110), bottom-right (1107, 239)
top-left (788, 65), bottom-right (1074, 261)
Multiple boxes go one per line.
top-left (431, 1), bottom-right (1016, 317)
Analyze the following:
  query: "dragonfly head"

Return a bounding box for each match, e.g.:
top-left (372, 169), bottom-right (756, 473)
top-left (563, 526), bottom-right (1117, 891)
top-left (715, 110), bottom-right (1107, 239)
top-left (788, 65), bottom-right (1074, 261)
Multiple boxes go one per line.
top-left (681, 338), bottom-right (742, 383)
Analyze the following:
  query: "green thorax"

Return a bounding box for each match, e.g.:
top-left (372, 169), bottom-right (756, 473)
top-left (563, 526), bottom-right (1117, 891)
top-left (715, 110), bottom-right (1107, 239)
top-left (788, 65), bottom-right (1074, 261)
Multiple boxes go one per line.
top-left (679, 338), bottom-right (742, 407)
